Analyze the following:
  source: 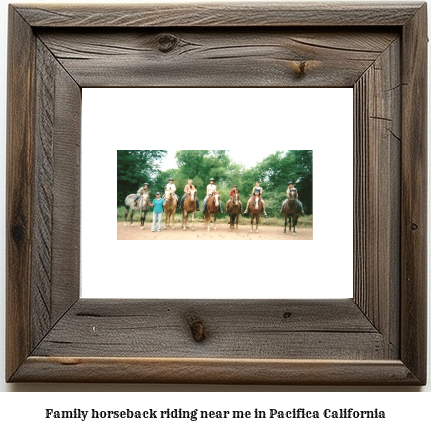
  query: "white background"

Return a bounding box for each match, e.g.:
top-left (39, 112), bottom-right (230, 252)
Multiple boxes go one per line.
top-left (82, 87), bottom-right (353, 299)
top-left (0, 0), bottom-right (429, 420)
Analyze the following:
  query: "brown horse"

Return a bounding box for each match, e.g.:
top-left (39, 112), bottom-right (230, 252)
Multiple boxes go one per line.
top-left (283, 188), bottom-right (301, 235)
top-left (182, 188), bottom-right (197, 231)
top-left (204, 192), bottom-right (221, 232)
top-left (164, 189), bottom-right (178, 230)
top-left (249, 193), bottom-right (263, 233)
top-left (226, 190), bottom-right (241, 230)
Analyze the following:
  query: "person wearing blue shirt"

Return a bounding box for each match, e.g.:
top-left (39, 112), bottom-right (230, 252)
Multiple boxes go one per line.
top-left (148, 192), bottom-right (165, 232)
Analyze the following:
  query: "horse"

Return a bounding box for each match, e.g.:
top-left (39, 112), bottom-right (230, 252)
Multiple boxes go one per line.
top-left (249, 193), bottom-right (263, 233)
top-left (283, 188), bottom-right (301, 235)
top-left (182, 189), bottom-right (197, 231)
top-left (124, 192), bottom-right (150, 229)
top-left (204, 192), bottom-right (221, 232)
top-left (226, 190), bottom-right (241, 230)
top-left (164, 189), bottom-right (178, 230)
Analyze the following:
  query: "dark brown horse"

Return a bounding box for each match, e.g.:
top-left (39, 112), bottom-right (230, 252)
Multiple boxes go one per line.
top-left (226, 190), bottom-right (241, 230)
top-left (249, 193), bottom-right (263, 233)
top-left (204, 192), bottom-right (221, 231)
top-left (283, 188), bottom-right (301, 235)
top-left (182, 188), bottom-right (197, 231)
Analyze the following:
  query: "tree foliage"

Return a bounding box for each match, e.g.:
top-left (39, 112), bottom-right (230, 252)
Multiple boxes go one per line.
top-left (117, 150), bottom-right (166, 205)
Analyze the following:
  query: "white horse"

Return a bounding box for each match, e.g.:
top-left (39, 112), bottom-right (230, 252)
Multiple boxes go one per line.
top-left (124, 192), bottom-right (150, 228)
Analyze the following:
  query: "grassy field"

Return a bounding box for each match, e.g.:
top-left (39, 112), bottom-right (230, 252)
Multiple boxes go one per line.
top-left (118, 206), bottom-right (313, 227)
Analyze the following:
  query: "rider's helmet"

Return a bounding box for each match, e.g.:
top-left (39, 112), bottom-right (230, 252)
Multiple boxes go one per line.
top-left (168, 177), bottom-right (174, 181)
top-left (210, 178), bottom-right (215, 182)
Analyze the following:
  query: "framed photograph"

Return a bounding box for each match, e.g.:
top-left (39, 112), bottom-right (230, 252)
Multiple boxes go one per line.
top-left (6, 2), bottom-right (427, 384)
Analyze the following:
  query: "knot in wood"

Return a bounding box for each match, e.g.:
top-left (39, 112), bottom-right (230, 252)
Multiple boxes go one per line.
top-left (186, 315), bottom-right (206, 342)
top-left (410, 223), bottom-right (419, 231)
top-left (295, 61), bottom-right (307, 78)
top-left (11, 222), bottom-right (26, 246)
top-left (157, 34), bottom-right (178, 53)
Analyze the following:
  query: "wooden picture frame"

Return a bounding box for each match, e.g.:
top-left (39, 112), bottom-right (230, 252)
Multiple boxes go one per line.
top-left (6, 2), bottom-right (427, 385)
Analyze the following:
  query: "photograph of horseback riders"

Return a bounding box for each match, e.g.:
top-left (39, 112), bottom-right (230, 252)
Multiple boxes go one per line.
top-left (117, 150), bottom-right (313, 240)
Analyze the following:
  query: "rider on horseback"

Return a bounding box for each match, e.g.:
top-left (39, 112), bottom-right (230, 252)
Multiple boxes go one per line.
top-left (280, 181), bottom-right (305, 215)
top-left (225, 185), bottom-right (243, 213)
top-left (134, 183), bottom-right (150, 206)
top-left (243, 181), bottom-right (268, 216)
top-left (162, 178), bottom-right (180, 207)
top-left (178, 179), bottom-right (200, 211)
top-left (201, 178), bottom-right (223, 214)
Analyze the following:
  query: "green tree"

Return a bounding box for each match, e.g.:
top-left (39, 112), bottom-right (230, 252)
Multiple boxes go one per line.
top-left (152, 168), bottom-right (179, 197)
top-left (176, 150), bottom-right (209, 178)
top-left (117, 150), bottom-right (166, 205)
top-left (238, 150), bottom-right (313, 216)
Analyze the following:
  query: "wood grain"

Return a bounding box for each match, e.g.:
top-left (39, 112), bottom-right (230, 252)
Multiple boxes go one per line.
top-left (6, 7), bottom-right (36, 381)
top-left (32, 40), bottom-right (56, 347)
top-left (400, 3), bottom-right (428, 385)
top-left (37, 29), bottom-right (398, 88)
top-left (353, 38), bottom-right (401, 359)
top-left (31, 39), bottom-right (81, 349)
top-left (50, 52), bottom-right (81, 324)
top-left (32, 299), bottom-right (384, 360)
top-left (12, 358), bottom-right (421, 385)
top-left (15, 2), bottom-right (423, 27)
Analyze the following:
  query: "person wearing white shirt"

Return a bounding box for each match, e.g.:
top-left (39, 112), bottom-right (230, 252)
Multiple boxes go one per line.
top-left (201, 178), bottom-right (223, 214)
top-left (162, 177), bottom-right (180, 206)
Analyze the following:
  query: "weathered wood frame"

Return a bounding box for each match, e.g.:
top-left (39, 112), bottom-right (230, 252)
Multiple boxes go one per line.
top-left (6, 3), bottom-right (427, 385)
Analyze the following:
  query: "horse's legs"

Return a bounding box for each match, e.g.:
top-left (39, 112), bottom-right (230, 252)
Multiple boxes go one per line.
top-left (172, 211), bottom-right (175, 230)
top-left (284, 215), bottom-right (287, 234)
top-left (124, 207), bottom-right (129, 226)
top-left (256, 215), bottom-right (259, 233)
top-left (289, 217), bottom-right (292, 232)
top-left (250, 214), bottom-right (254, 232)
top-left (140, 209), bottom-right (145, 230)
top-left (192, 212), bottom-right (195, 231)
top-left (293, 215), bottom-right (298, 235)
top-left (235, 213), bottom-right (239, 230)
top-left (130, 210), bottom-right (135, 227)
top-left (213, 213), bottom-right (217, 230)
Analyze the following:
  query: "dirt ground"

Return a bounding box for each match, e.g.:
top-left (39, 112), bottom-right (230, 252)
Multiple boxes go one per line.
top-left (117, 222), bottom-right (313, 240)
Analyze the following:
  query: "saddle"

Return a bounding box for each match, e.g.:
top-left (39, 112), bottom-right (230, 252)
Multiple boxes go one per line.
top-left (134, 194), bottom-right (148, 207)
